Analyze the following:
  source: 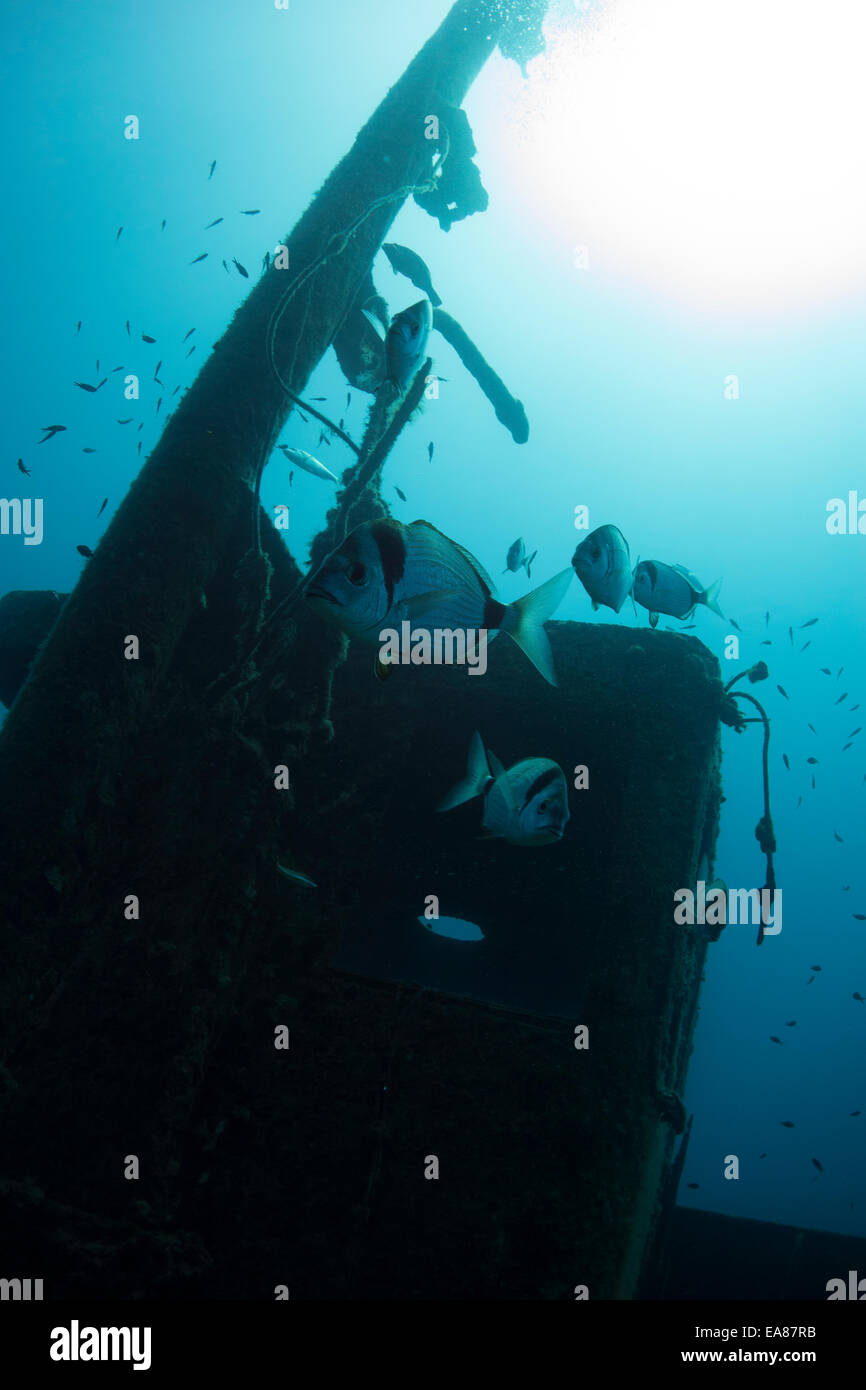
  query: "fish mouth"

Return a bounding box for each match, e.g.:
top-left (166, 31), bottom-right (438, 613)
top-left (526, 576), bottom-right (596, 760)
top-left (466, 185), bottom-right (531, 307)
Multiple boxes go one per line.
top-left (305, 585), bottom-right (341, 606)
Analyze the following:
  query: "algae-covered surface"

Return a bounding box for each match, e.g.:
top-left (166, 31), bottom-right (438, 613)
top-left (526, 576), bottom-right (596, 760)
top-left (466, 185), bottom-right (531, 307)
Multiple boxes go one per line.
top-left (0, 594), bottom-right (722, 1298)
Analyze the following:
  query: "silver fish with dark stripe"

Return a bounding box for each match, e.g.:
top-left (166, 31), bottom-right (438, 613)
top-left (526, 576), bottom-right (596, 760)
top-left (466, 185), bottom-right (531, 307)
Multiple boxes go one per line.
top-left (437, 731), bottom-right (570, 845)
top-left (632, 560), bottom-right (724, 628)
top-left (362, 298), bottom-right (433, 390)
top-left (572, 524), bottom-right (631, 613)
top-left (305, 518), bottom-right (573, 685)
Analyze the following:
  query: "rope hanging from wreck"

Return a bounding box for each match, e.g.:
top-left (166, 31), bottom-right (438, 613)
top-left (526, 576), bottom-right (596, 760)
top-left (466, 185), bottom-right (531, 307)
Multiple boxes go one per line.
top-left (264, 131), bottom-right (449, 418)
top-left (209, 351), bottom-right (434, 712)
top-left (249, 129), bottom-right (450, 557)
top-left (722, 667), bottom-right (776, 946)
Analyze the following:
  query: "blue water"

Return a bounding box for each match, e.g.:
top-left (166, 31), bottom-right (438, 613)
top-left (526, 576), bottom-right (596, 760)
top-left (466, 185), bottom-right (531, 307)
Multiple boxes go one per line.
top-left (1, 0), bottom-right (864, 1240)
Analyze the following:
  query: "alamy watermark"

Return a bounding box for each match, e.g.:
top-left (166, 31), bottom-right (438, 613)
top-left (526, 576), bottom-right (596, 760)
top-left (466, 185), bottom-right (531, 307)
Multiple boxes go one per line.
top-left (0, 498), bottom-right (43, 545)
top-left (0, 1276), bottom-right (43, 1300)
top-left (378, 623), bottom-right (488, 675)
top-left (674, 881), bottom-right (782, 935)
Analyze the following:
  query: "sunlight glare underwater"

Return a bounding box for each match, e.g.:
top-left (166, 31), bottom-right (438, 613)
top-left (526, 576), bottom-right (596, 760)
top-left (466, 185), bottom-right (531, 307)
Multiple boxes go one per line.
top-left (510, 0), bottom-right (866, 315)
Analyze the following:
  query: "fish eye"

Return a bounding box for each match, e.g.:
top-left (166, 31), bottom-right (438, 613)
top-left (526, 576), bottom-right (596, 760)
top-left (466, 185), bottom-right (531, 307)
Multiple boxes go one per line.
top-left (538, 800), bottom-right (548, 814)
top-left (347, 562), bottom-right (367, 586)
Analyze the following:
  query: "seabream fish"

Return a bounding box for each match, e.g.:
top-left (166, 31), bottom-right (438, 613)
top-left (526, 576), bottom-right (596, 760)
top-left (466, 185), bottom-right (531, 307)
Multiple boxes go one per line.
top-left (631, 560), bottom-right (723, 628)
top-left (572, 524), bottom-right (631, 614)
top-left (363, 298), bottom-right (433, 390)
top-left (437, 730), bottom-right (570, 846)
top-left (305, 517), bottom-right (573, 685)
top-left (503, 536), bottom-right (537, 580)
top-left (382, 242), bottom-right (443, 306)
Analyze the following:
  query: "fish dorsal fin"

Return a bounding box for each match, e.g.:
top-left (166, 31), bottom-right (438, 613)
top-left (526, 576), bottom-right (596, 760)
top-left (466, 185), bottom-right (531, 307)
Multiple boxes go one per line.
top-left (487, 751), bottom-right (507, 781)
top-left (276, 863), bottom-right (318, 888)
top-left (671, 563), bottom-right (702, 595)
top-left (487, 754), bottom-right (518, 814)
top-left (361, 307), bottom-right (387, 340)
top-left (410, 520), bottom-right (498, 596)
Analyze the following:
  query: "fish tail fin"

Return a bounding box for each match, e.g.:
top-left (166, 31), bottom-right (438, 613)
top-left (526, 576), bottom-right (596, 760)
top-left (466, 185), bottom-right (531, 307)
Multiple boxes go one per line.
top-left (502, 568), bottom-right (573, 686)
top-left (430, 290), bottom-right (443, 307)
top-left (525, 549), bottom-right (538, 580)
top-left (702, 578), bottom-right (724, 619)
top-left (436, 730), bottom-right (491, 812)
